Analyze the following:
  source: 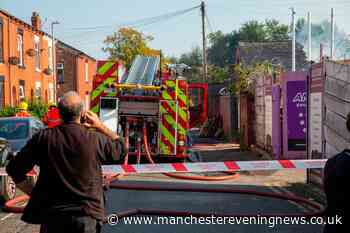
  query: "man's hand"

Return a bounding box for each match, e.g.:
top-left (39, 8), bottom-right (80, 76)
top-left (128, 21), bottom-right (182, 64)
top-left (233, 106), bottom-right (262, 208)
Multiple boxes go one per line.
top-left (83, 111), bottom-right (103, 129)
top-left (83, 111), bottom-right (119, 140)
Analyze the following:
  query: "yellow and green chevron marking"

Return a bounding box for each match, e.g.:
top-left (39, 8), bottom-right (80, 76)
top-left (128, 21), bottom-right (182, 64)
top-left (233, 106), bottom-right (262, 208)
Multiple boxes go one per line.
top-left (159, 79), bottom-right (189, 156)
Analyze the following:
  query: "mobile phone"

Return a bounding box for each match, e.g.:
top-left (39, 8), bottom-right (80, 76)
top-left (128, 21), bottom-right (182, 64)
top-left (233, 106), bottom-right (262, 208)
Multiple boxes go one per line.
top-left (80, 113), bottom-right (87, 124)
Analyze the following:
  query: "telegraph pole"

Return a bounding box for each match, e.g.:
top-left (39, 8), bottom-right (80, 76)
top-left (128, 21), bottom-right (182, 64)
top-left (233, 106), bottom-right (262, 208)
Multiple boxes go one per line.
top-left (307, 12), bottom-right (312, 61)
top-left (201, 1), bottom-right (207, 82)
top-left (51, 21), bottom-right (59, 103)
top-left (330, 8), bottom-right (335, 60)
top-left (291, 8), bottom-right (296, 71)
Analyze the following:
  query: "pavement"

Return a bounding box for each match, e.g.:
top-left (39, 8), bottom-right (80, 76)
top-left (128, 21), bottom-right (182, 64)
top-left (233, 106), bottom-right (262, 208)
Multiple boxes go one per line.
top-left (0, 136), bottom-right (326, 233)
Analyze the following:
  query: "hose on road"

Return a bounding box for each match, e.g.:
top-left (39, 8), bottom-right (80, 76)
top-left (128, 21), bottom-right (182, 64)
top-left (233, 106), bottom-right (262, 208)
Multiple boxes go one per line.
top-left (2, 123), bottom-right (325, 220)
top-left (141, 123), bottom-right (240, 181)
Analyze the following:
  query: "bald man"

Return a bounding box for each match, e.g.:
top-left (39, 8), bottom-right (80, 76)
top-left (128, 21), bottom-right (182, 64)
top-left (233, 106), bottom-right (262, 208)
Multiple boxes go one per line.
top-left (6, 91), bottom-right (126, 233)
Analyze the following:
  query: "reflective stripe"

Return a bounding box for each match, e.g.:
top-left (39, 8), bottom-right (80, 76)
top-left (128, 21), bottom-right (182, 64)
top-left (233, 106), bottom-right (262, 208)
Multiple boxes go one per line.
top-left (97, 61), bottom-right (114, 75)
top-left (91, 77), bottom-right (114, 100)
top-left (161, 91), bottom-right (173, 100)
top-left (159, 141), bottom-right (170, 154)
top-left (176, 88), bottom-right (187, 106)
top-left (160, 124), bottom-right (175, 145)
top-left (91, 104), bottom-right (99, 113)
top-left (161, 106), bottom-right (185, 134)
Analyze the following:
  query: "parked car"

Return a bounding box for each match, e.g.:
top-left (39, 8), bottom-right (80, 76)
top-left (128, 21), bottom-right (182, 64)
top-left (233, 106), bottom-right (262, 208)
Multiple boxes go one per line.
top-left (0, 117), bottom-right (45, 201)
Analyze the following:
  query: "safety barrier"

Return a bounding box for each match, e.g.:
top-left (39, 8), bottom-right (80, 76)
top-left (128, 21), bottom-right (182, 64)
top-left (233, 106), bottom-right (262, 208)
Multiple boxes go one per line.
top-left (0, 159), bottom-right (327, 176)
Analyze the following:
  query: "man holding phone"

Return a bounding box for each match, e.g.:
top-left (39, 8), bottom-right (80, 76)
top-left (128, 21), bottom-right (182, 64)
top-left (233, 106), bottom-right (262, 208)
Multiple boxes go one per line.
top-left (6, 91), bottom-right (126, 233)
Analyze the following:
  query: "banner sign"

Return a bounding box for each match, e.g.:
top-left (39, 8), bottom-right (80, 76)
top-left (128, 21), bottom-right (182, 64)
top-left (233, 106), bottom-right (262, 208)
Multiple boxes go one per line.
top-left (287, 81), bottom-right (307, 151)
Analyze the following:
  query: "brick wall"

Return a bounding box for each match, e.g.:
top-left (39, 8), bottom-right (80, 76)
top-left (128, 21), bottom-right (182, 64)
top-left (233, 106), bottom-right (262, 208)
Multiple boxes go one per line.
top-left (56, 44), bottom-right (77, 98)
top-left (0, 10), bottom-right (54, 107)
top-left (56, 41), bottom-right (96, 108)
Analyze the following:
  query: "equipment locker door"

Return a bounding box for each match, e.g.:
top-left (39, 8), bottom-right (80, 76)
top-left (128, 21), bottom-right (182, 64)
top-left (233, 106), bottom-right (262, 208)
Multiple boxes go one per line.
top-left (159, 100), bottom-right (178, 155)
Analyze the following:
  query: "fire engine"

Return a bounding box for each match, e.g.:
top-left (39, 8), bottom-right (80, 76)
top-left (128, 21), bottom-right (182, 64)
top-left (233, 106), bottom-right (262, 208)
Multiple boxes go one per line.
top-left (91, 55), bottom-right (207, 162)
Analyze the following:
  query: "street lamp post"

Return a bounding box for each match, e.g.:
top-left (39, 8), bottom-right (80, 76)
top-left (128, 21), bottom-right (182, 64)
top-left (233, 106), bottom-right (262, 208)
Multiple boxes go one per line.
top-left (51, 21), bottom-right (59, 103)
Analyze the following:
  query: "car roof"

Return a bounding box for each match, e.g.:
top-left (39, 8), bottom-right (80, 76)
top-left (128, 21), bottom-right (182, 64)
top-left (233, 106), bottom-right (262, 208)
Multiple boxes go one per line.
top-left (0, 117), bottom-right (36, 121)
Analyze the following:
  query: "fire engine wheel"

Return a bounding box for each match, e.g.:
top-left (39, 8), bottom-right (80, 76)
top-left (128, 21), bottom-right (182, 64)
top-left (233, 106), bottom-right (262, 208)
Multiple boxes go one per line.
top-left (0, 176), bottom-right (16, 201)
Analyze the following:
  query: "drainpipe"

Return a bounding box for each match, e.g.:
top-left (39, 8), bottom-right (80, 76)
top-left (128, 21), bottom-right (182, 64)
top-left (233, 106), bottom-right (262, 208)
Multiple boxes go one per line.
top-left (7, 17), bottom-right (12, 106)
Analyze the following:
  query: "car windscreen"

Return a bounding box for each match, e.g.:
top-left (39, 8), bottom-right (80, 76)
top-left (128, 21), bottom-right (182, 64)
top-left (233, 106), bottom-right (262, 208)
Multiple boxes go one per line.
top-left (0, 120), bottom-right (29, 140)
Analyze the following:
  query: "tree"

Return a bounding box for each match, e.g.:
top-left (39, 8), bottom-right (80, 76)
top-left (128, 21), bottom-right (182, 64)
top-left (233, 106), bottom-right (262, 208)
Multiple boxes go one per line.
top-left (264, 19), bottom-right (289, 41)
top-left (178, 19), bottom-right (290, 83)
top-left (103, 27), bottom-right (154, 68)
top-left (238, 21), bottom-right (266, 42)
top-left (207, 65), bottom-right (230, 83)
top-left (178, 46), bottom-right (202, 67)
top-left (207, 31), bottom-right (238, 67)
top-left (207, 19), bottom-right (289, 68)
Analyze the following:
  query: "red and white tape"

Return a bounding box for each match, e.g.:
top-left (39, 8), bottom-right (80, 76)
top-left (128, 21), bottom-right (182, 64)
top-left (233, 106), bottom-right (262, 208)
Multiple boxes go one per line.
top-left (0, 159), bottom-right (327, 176)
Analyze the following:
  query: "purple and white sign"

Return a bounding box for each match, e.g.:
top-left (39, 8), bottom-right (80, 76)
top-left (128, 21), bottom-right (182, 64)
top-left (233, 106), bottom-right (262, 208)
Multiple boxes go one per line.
top-left (287, 81), bottom-right (307, 151)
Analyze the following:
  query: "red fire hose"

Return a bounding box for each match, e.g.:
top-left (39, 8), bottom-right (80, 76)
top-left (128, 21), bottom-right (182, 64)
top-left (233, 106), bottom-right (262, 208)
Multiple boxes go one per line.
top-left (3, 123), bottom-right (325, 220)
top-left (141, 124), bottom-right (240, 181)
top-left (4, 179), bottom-right (325, 219)
top-left (104, 183), bottom-right (324, 221)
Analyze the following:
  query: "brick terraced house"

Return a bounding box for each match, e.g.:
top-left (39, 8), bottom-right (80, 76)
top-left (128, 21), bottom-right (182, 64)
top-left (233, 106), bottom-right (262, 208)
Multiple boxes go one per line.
top-left (0, 9), bottom-right (96, 109)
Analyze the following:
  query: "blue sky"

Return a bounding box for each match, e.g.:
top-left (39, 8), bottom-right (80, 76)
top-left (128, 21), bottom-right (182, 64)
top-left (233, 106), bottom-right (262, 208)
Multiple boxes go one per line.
top-left (1, 0), bottom-right (350, 59)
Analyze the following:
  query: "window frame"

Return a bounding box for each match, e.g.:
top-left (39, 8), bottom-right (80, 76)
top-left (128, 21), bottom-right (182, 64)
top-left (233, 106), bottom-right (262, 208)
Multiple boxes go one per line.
top-left (48, 40), bottom-right (52, 70)
top-left (0, 76), bottom-right (4, 109)
top-left (84, 61), bottom-right (89, 82)
top-left (17, 29), bottom-right (24, 67)
top-left (35, 81), bottom-right (41, 99)
top-left (0, 18), bottom-right (4, 63)
top-left (48, 83), bottom-right (54, 103)
top-left (57, 62), bottom-right (64, 84)
top-left (34, 36), bottom-right (41, 71)
top-left (19, 80), bottom-right (25, 101)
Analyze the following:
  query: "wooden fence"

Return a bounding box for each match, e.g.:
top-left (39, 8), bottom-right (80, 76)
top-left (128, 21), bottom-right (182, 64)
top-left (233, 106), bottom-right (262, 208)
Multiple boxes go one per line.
top-left (324, 61), bottom-right (350, 157)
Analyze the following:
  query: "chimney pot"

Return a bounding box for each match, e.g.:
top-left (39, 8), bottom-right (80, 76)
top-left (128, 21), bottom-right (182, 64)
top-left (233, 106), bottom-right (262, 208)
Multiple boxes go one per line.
top-left (31, 12), bottom-right (41, 31)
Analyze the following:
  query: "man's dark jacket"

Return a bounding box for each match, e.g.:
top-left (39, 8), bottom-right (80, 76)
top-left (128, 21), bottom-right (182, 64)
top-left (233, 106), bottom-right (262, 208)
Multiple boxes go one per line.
top-left (6, 123), bottom-right (126, 224)
top-left (323, 149), bottom-right (350, 233)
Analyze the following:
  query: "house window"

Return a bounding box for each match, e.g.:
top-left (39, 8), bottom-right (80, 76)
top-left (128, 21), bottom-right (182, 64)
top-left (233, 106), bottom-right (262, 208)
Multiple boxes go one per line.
top-left (48, 41), bottom-right (52, 69)
top-left (48, 83), bottom-right (54, 103)
top-left (34, 36), bottom-right (40, 70)
top-left (57, 62), bottom-right (64, 83)
top-left (0, 18), bottom-right (3, 63)
top-left (35, 81), bottom-right (41, 99)
top-left (84, 61), bottom-right (88, 82)
top-left (19, 80), bottom-right (25, 101)
top-left (17, 29), bottom-right (24, 66)
top-left (0, 76), bottom-right (4, 109)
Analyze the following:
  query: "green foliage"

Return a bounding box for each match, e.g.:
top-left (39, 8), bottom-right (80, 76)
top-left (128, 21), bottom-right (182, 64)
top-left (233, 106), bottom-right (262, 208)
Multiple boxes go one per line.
top-left (238, 20), bottom-right (267, 42)
top-left (207, 19), bottom-right (289, 70)
top-left (28, 101), bottom-right (48, 119)
top-left (0, 106), bottom-right (16, 117)
top-left (177, 46), bottom-right (203, 83)
top-left (103, 27), bottom-right (154, 68)
top-left (207, 65), bottom-right (230, 83)
top-left (208, 31), bottom-right (238, 67)
top-left (231, 62), bottom-right (273, 95)
top-left (178, 46), bottom-right (202, 67)
top-left (0, 101), bottom-right (48, 119)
